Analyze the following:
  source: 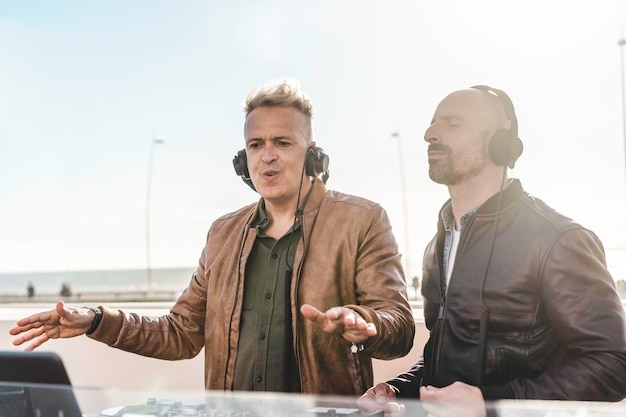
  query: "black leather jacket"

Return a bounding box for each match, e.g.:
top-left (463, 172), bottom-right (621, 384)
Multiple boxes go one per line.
top-left (388, 179), bottom-right (626, 401)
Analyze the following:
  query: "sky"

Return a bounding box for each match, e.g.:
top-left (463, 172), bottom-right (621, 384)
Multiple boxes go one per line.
top-left (1, 1), bottom-right (626, 278)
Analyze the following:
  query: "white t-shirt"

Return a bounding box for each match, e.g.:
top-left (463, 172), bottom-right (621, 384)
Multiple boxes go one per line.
top-left (446, 228), bottom-right (461, 288)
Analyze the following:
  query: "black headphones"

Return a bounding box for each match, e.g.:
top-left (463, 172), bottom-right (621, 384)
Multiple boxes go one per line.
top-left (232, 145), bottom-right (330, 192)
top-left (471, 85), bottom-right (524, 169)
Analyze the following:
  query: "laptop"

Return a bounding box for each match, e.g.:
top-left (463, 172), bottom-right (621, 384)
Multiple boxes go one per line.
top-left (0, 351), bottom-right (81, 417)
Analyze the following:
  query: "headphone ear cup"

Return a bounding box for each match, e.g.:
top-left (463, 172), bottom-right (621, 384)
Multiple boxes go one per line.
top-left (233, 149), bottom-right (249, 177)
top-left (305, 146), bottom-right (329, 177)
top-left (232, 149), bottom-right (256, 191)
top-left (508, 137), bottom-right (523, 169)
top-left (489, 130), bottom-right (523, 168)
top-left (488, 129), bottom-right (511, 166)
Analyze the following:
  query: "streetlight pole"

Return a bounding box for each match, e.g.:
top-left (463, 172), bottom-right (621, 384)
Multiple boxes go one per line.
top-left (391, 132), bottom-right (411, 287)
top-left (617, 38), bottom-right (626, 196)
top-left (146, 135), bottom-right (164, 294)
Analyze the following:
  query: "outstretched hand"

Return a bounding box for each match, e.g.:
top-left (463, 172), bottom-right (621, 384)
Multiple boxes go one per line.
top-left (358, 383), bottom-right (405, 417)
top-left (300, 303), bottom-right (377, 343)
top-left (9, 301), bottom-right (95, 351)
top-left (420, 382), bottom-right (486, 417)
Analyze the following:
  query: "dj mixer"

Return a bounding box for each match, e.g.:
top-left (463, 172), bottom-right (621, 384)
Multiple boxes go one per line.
top-left (99, 397), bottom-right (384, 417)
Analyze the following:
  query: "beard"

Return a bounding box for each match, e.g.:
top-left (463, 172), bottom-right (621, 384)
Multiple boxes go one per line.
top-left (428, 135), bottom-right (490, 186)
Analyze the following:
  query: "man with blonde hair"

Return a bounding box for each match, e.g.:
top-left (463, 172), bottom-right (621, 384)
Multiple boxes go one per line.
top-left (11, 78), bottom-right (415, 395)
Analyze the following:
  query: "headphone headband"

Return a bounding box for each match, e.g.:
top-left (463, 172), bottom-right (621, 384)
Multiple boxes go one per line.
top-left (470, 85), bottom-right (523, 168)
top-left (470, 85), bottom-right (519, 139)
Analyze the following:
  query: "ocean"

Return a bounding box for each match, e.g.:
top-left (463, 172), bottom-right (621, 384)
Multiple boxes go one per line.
top-left (0, 267), bottom-right (196, 298)
top-left (0, 247), bottom-right (624, 300)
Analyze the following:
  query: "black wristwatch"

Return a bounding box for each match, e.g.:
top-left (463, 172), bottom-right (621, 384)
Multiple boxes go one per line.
top-left (84, 306), bottom-right (103, 335)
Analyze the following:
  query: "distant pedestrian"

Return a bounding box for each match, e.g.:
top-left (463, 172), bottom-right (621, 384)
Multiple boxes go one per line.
top-left (59, 283), bottom-right (72, 297)
top-left (27, 282), bottom-right (35, 298)
top-left (412, 276), bottom-right (419, 291)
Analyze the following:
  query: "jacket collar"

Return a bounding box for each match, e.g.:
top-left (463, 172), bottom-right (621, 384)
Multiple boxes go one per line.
top-left (248, 178), bottom-right (328, 226)
top-left (438, 178), bottom-right (524, 221)
top-left (300, 178), bottom-right (327, 214)
top-left (436, 179), bottom-right (525, 239)
top-left (476, 178), bottom-right (523, 215)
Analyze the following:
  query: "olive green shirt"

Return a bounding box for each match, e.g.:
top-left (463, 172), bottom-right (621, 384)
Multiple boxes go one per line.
top-left (233, 203), bottom-right (301, 392)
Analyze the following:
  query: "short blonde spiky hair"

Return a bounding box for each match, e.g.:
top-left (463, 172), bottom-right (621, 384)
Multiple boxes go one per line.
top-left (244, 78), bottom-right (314, 137)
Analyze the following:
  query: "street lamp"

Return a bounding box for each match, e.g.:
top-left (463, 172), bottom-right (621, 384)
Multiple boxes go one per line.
top-left (391, 132), bottom-right (412, 288)
top-left (617, 38), bottom-right (626, 195)
top-left (146, 136), bottom-right (164, 293)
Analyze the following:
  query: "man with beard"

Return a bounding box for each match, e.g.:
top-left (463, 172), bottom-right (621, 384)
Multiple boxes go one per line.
top-left (359, 85), bottom-right (626, 416)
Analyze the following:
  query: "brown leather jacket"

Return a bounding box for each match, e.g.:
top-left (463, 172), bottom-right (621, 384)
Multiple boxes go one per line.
top-left (90, 180), bottom-right (415, 395)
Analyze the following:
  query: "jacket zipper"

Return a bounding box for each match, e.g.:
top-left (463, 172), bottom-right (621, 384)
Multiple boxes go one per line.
top-left (431, 218), bottom-right (466, 384)
top-left (431, 292), bottom-right (447, 383)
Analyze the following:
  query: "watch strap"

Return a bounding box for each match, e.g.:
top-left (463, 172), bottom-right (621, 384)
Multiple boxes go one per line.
top-left (84, 306), bottom-right (103, 335)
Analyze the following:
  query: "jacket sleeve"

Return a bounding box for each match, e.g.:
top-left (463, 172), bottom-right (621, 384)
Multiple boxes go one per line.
top-left (385, 355), bottom-right (424, 398)
top-left (88, 266), bottom-right (208, 360)
top-left (346, 203), bottom-right (416, 360)
top-left (502, 228), bottom-right (626, 401)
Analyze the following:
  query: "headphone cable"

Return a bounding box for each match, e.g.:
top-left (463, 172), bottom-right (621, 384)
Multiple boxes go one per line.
top-left (282, 148), bottom-right (316, 391)
top-left (475, 167), bottom-right (507, 386)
